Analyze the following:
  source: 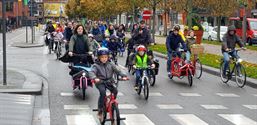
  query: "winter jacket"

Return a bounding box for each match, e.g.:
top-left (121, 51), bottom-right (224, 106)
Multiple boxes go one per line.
top-left (88, 39), bottom-right (100, 52)
top-left (222, 26), bottom-right (244, 52)
top-left (107, 41), bottom-right (119, 52)
top-left (166, 32), bottom-right (187, 52)
top-left (64, 27), bottom-right (73, 41)
top-left (69, 34), bottom-right (92, 54)
top-left (91, 27), bottom-right (101, 36)
top-left (185, 36), bottom-right (196, 52)
top-left (91, 61), bottom-right (126, 82)
top-left (132, 28), bottom-right (151, 46)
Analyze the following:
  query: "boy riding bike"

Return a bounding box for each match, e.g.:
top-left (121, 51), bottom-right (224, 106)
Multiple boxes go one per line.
top-left (132, 45), bottom-right (155, 90)
top-left (91, 47), bottom-right (128, 121)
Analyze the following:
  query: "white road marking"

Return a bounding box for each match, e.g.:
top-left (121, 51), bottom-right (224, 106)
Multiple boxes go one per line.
top-left (243, 105), bottom-right (257, 110)
top-left (200, 105), bottom-right (228, 109)
top-left (66, 115), bottom-right (97, 125)
top-left (216, 93), bottom-right (240, 97)
top-left (170, 114), bottom-right (209, 125)
top-left (118, 104), bottom-right (138, 109)
top-left (120, 114), bottom-right (155, 125)
top-left (156, 104), bottom-right (183, 109)
top-left (64, 105), bottom-right (90, 110)
top-left (219, 114), bottom-right (257, 125)
top-left (61, 92), bottom-right (73, 96)
top-left (149, 92), bottom-right (163, 97)
top-left (179, 93), bottom-right (202, 97)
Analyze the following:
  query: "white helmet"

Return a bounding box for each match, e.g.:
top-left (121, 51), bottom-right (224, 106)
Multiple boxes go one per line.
top-left (88, 34), bottom-right (94, 38)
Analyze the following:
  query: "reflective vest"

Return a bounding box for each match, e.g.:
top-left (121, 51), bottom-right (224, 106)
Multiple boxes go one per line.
top-left (136, 54), bottom-right (148, 68)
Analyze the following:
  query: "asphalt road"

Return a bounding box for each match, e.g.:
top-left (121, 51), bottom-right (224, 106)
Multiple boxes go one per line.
top-left (1, 28), bottom-right (257, 125)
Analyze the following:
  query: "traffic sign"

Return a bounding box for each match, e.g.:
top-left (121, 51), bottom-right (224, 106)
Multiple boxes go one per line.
top-left (143, 10), bottom-right (151, 20)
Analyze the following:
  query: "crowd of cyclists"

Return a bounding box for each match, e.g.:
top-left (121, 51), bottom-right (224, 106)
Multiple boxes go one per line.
top-left (44, 19), bottom-right (247, 123)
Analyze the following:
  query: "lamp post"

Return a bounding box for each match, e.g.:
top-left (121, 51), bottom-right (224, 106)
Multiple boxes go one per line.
top-left (2, 0), bottom-right (7, 85)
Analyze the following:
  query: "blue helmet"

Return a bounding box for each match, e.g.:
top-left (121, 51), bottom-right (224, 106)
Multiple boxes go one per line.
top-left (97, 47), bottom-right (109, 56)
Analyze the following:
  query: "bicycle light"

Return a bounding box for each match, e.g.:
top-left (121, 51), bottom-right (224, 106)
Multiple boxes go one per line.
top-left (82, 72), bottom-right (86, 76)
top-left (237, 58), bottom-right (243, 63)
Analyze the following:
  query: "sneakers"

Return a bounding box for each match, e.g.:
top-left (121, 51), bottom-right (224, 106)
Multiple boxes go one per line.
top-left (97, 111), bottom-right (103, 122)
top-left (134, 84), bottom-right (139, 90)
top-left (168, 72), bottom-right (171, 77)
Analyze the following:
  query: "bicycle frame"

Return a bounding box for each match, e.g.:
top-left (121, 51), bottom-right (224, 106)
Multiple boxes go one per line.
top-left (171, 56), bottom-right (194, 77)
top-left (104, 91), bottom-right (118, 120)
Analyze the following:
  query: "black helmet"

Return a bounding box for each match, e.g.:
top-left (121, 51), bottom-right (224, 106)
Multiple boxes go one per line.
top-left (173, 25), bottom-right (180, 31)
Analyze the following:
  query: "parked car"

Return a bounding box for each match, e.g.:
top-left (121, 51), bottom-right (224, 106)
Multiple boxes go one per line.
top-left (208, 26), bottom-right (228, 41)
top-left (229, 17), bottom-right (257, 45)
top-left (202, 25), bottom-right (214, 40)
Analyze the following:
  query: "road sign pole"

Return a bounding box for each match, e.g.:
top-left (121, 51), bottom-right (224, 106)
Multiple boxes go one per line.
top-left (30, 1), bottom-right (34, 44)
top-left (2, 0), bottom-right (7, 85)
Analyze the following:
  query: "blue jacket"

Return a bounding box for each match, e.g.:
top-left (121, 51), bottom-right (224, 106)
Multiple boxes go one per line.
top-left (107, 41), bottom-right (119, 52)
top-left (91, 27), bottom-right (101, 36)
top-left (99, 25), bottom-right (106, 35)
top-left (166, 33), bottom-right (187, 52)
top-left (101, 40), bottom-right (108, 48)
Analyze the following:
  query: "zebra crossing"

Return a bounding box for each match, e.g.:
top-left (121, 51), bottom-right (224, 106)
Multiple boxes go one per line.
top-left (59, 91), bottom-right (257, 125)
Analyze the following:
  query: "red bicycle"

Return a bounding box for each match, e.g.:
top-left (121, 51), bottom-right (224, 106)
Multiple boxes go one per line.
top-left (93, 78), bottom-right (128, 125)
top-left (168, 51), bottom-right (202, 86)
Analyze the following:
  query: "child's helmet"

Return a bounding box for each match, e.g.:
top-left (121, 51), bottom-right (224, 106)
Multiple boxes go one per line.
top-left (88, 34), bottom-right (94, 38)
top-left (136, 45), bottom-right (146, 52)
top-left (97, 47), bottom-right (109, 56)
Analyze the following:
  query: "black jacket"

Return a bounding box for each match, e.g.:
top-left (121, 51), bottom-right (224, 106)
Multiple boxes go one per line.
top-left (132, 28), bottom-right (151, 46)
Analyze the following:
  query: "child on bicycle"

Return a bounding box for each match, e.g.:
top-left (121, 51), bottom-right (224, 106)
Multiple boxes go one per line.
top-left (132, 45), bottom-right (154, 90)
top-left (91, 47), bottom-right (128, 120)
top-left (185, 30), bottom-right (196, 63)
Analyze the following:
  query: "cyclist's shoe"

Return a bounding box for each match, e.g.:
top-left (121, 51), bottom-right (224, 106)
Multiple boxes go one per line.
top-left (134, 84), bottom-right (139, 90)
top-left (168, 72), bottom-right (171, 77)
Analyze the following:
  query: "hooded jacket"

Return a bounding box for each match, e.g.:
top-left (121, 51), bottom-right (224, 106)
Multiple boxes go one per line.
top-left (222, 25), bottom-right (244, 52)
top-left (166, 32), bottom-right (187, 52)
top-left (91, 61), bottom-right (126, 82)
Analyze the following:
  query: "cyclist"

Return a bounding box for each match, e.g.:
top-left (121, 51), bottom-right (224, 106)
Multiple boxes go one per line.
top-left (132, 20), bottom-right (151, 47)
top-left (88, 34), bottom-right (101, 55)
top-left (166, 25), bottom-right (187, 77)
top-left (185, 30), bottom-right (196, 63)
top-left (105, 24), bottom-right (116, 37)
top-left (91, 47), bottom-right (128, 121)
top-left (221, 25), bottom-right (245, 76)
top-left (132, 45), bottom-right (154, 90)
top-left (101, 35), bottom-right (110, 48)
top-left (107, 35), bottom-right (119, 63)
top-left (63, 22), bottom-right (73, 51)
top-left (68, 24), bottom-right (93, 65)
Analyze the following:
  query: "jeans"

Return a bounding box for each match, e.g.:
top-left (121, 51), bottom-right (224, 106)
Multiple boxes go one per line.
top-left (185, 51), bottom-right (191, 63)
top-left (135, 69), bottom-right (142, 85)
top-left (223, 50), bottom-right (239, 74)
top-left (167, 51), bottom-right (181, 72)
top-left (96, 83), bottom-right (118, 111)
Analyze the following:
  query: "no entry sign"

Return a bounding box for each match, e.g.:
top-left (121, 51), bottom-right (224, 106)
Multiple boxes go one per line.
top-left (143, 10), bottom-right (151, 20)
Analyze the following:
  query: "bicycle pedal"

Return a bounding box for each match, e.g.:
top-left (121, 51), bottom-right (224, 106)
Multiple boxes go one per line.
top-left (92, 109), bottom-right (98, 111)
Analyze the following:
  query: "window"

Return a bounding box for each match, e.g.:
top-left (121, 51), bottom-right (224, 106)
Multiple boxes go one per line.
top-left (6, 2), bottom-right (14, 12)
top-left (249, 21), bottom-right (257, 30)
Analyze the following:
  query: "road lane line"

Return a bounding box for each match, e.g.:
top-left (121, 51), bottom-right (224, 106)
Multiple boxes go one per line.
top-left (60, 92), bottom-right (73, 96)
top-left (64, 105), bottom-right (90, 110)
top-left (118, 104), bottom-right (138, 110)
top-left (200, 105), bottom-right (228, 110)
top-left (66, 115), bottom-right (97, 125)
top-left (216, 93), bottom-right (240, 97)
top-left (243, 105), bottom-right (257, 110)
top-left (156, 104), bottom-right (183, 109)
top-left (120, 114), bottom-right (155, 125)
top-left (170, 114), bottom-right (209, 125)
top-left (219, 114), bottom-right (257, 125)
top-left (179, 93), bottom-right (202, 97)
top-left (149, 92), bottom-right (163, 97)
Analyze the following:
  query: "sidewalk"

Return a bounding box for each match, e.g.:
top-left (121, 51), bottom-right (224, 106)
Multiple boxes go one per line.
top-left (0, 67), bottom-right (43, 94)
top-left (0, 93), bottom-right (35, 125)
top-left (154, 36), bottom-right (257, 64)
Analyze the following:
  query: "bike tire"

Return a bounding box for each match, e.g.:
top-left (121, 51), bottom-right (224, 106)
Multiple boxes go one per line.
top-left (149, 70), bottom-right (156, 86)
top-left (188, 70), bottom-right (193, 86)
top-left (111, 104), bottom-right (121, 125)
top-left (195, 59), bottom-right (203, 79)
top-left (235, 64), bottom-right (246, 88)
top-left (82, 78), bottom-right (86, 100)
top-left (220, 61), bottom-right (230, 83)
top-left (143, 77), bottom-right (149, 100)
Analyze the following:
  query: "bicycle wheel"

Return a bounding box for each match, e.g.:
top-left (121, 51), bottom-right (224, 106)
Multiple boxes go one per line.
top-left (143, 77), bottom-right (149, 100)
top-left (220, 61), bottom-right (230, 83)
top-left (188, 70), bottom-right (193, 86)
top-left (235, 64), bottom-right (246, 88)
top-left (195, 59), bottom-right (203, 79)
top-left (48, 41), bottom-right (52, 54)
top-left (149, 70), bottom-right (156, 86)
top-left (82, 78), bottom-right (86, 100)
top-left (111, 104), bottom-right (121, 125)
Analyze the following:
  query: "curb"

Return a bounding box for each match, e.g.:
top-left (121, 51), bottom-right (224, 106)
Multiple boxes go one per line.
top-left (153, 51), bottom-right (257, 88)
top-left (11, 42), bottom-right (44, 48)
top-left (0, 67), bottom-right (43, 95)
